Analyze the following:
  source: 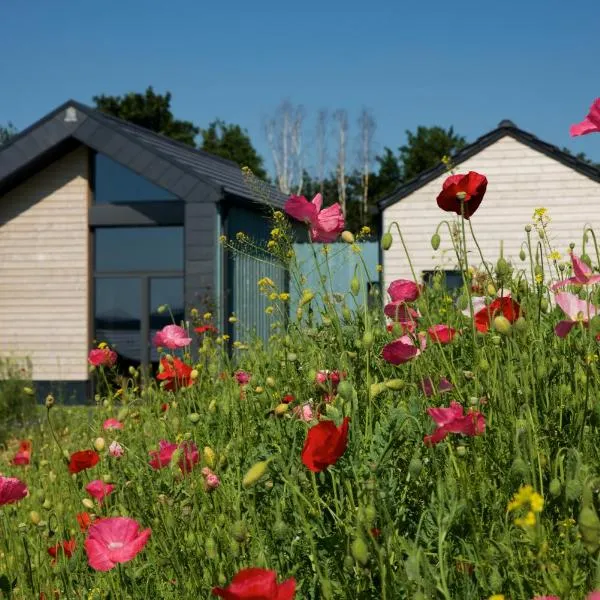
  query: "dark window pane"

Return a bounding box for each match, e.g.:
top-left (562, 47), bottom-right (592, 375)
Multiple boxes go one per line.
top-left (95, 227), bottom-right (184, 272)
top-left (95, 278), bottom-right (141, 363)
top-left (149, 277), bottom-right (185, 362)
top-left (94, 153), bottom-right (178, 203)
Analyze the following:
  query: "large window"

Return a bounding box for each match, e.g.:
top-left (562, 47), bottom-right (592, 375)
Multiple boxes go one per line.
top-left (94, 153), bottom-right (178, 203)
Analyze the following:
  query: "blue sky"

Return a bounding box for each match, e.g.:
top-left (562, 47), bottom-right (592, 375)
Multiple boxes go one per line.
top-left (1, 0), bottom-right (599, 175)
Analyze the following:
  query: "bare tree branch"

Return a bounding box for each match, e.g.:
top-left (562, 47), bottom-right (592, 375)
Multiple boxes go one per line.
top-left (315, 109), bottom-right (329, 196)
top-left (357, 107), bottom-right (376, 226)
top-left (334, 109), bottom-right (348, 216)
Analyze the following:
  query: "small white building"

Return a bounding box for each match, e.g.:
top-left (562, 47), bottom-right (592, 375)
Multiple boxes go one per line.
top-left (379, 120), bottom-right (600, 289)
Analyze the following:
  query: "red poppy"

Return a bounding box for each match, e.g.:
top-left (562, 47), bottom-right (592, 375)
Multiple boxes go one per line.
top-left (160, 403), bottom-right (169, 413)
top-left (427, 324), bottom-right (457, 344)
top-left (77, 512), bottom-right (94, 532)
top-left (474, 296), bottom-right (521, 333)
top-left (282, 394), bottom-right (295, 404)
top-left (48, 539), bottom-right (76, 564)
top-left (212, 567), bottom-right (295, 600)
top-left (436, 171), bottom-right (488, 219)
top-left (301, 417), bottom-right (350, 473)
top-left (68, 450), bottom-right (100, 474)
top-left (156, 357), bottom-right (194, 391)
top-left (12, 440), bottom-right (32, 466)
top-left (195, 325), bottom-right (218, 335)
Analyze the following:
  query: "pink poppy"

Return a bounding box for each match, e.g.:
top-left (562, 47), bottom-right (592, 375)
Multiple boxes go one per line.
top-left (0, 476), bottom-right (28, 505)
top-left (109, 441), bottom-right (124, 458)
top-left (533, 597), bottom-right (560, 600)
top-left (384, 302), bottom-right (420, 327)
top-left (570, 98), bottom-right (600, 137)
top-left (153, 324), bottom-right (192, 349)
top-left (201, 467), bottom-right (221, 491)
top-left (88, 348), bottom-right (117, 368)
top-left (552, 253), bottom-right (600, 290)
top-left (102, 418), bottom-right (123, 431)
top-left (554, 292), bottom-right (598, 338)
top-left (148, 440), bottom-right (199, 474)
top-left (11, 440), bottom-right (32, 466)
top-left (421, 377), bottom-right (454, 397)
top-left (85, 480), bottom-right (115, 505)
top-left (388, 279), bottom-right (420, 303)
top-left (293, 403), bottom-right (314, 422)
top-left (424, 401), bottom-right (485, 446)
top-left (587, 592), bottom-right (600, 600)
top-left (84, 517), bottom-right (151, 572)
top-left (381, 334), bottom-right (425, 365)
top-left (235, 371), bottom-right (251, 385)
top-left (284, 193), bottom-right (345, 243)
top-left (427, 324), bottom-right (457, 344)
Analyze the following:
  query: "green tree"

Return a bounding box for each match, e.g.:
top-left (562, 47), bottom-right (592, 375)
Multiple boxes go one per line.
top-left (200, 120), bottom-right (267, 179)
top-left (0, 122), bottom-right (17, 145)
top-left (399, 125), bottom-right (466, 181)
top-left (93, 87), bottom-right (199, 146)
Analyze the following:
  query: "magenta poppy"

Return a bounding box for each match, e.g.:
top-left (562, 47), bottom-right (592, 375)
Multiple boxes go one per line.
top-left (427, 324), bottom-right (457, 344)
top-left (424, 401), bottom-right (485, 446)
top-left (552, 253), bottom-right (600, 290)
top-left (381, 334), bottom-right (425, 365)
top-left (554, 292), bottom-right (598, 338)
top-left (570, 98), bottom-right (600, 137)
top-left (212, 567), bottom-right (296, 599)
top-left (148, 440), bottom-right (199, 474)
top-left (0, 476), bottom-right (28, 505)
top-left (84, 517), bottom-right (151, 572)
top-left (421, 377), bottom-right (453, 397)
top-left (388, 279), bottom-right (420, 303)
top-left (153, 325), bottom-right (192, 350)
top-left (85, 480), bottom-right (115, 505)
top-left (284, 193), bottom-right (345, 243)
top-left (88, 348), bottom-right (117, 368)
top-left (436, 171), bottom-right (488, 219)
top-left (235, 371), bottom-right (251, 385)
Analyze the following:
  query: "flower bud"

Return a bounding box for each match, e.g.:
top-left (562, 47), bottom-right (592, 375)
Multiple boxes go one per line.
top-left (493, 315), bottom-right (512, 336)
top-left (496, 257), bottom-right (510, 277)
top-left (242, 460), bottom-right (270, 488)
top-left (341, 231), bottom-right (355, 244)
top-left (190, 369), bottom-right (199, 380)
top-left (187, 413), bottom-right (201, 424)
top-left (45, 394), bottom-right (54, 408)
top-left (29, 511), bottom-right (41, 525)
top-left (381, 232), bottom-right (393, 251)
top-left (455, 445), bottom-right (467, 457)
top-left (408, 457), bottom-right (423, 478)
top-left (231, 521), bottom-right (249, 543)
top-left (514, 316), bottom-right (527, 333)
top-left (351, 537), bottom-right (369, 566)
top-left (300, 290), bottom-right (314, 307)
top-left (350, 276), bottom-right (360, 297)
top-left (578, 503), bottom-right (600, 554)
top-left (208, 399), bottom-right (217, 413)
top-left (94, 437), bottom-right (106, 452)
top-left (342, 306), bottom-right (352, 321)
top-left (384, 379), bottom-right (404, 390)
top-left (478, 358), bottom-right (489, 372)
top-left (370, 382), bottom-right (386, 399)
top-left (362, 331), bottom-right (374, 349)
top-left (81, 498), bottom-right (94, 510)
top-left (491, 335), bottom-right (502, 346)
top-left (525, 224), bottom-right (532, 232)
top-left (519, 249), bottom-right (526, 261)
top-left (486, 283), bottom-right (496, 296)
top-left (430, 233), bottom-right (441, 251)
top-left (274, 403), bottom-right (289, 416)
top-left (205, 537), bottom-right (218, 560)
top-left (549, 478), bottom-right (562, 498)
top-left (337, 381), bottom-right (354, 401)
top-left (266, 376), bottom-right (276, 388)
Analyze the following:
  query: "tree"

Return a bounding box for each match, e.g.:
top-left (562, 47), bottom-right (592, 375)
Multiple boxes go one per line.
top-left (200, 119), bottom-right (267, 179)
top-left (334, 109), bottom-right (349, 216)
top-left (561, 146), bottom-right (600, 169)
top-left (0, 122), bottom-right (17, 145)
top-left (264, 100), bottom-right (305, 195)
top-left (93, 87), bottom-right (199, 146)
top-left (357, 108), bottom-right (376, 226)
top-left (399, 126), bottom-right (466, 181)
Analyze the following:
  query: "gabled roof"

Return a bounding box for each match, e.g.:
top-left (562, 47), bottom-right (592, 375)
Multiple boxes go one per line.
top-left (377, 119), bottom-right (600, 211)
top-left (0, 100), bottom-right (286, 207)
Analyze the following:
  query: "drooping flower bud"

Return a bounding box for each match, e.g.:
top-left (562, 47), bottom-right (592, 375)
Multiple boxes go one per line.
top-left (350, 275), bottom-right (360, 297)
top-left (351, 537), bottom-right (369, 566)
top-left (431, 233), bottom-right (441, 251)
top-left (381, 232), bottom-right (393, 251)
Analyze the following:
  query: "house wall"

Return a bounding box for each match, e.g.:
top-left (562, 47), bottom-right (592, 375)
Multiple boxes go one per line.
top-left (382, 135), bottom-right (600, 290)
top-left (0, 147), bottom-right (89, 382)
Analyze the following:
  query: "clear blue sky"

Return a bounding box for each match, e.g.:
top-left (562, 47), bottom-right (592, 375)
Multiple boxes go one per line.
top-left (1, 0), bottom-right (599, 175)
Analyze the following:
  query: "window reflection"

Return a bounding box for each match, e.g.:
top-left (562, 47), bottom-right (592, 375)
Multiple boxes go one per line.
top-left (95, 227), bottom-right (184, 272)
top-left (94, 153), bottom-right (178, 203)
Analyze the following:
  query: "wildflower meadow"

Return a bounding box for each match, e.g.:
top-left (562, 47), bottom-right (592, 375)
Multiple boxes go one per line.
top-left (1, 98), bottom-right (600, 599)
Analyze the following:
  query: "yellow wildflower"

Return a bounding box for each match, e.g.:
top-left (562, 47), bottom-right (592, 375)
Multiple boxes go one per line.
top-left (222, 334), bottom-right (230, 341)
top-left (267, 240), bottom-right (276, 249)
top-left (265, 306), bottom-right (274, 315)
top-left (489, 595), bottom-right (505, 600)
top-left (236, 231), bottom-right (247, 241)
top-left (219, 235), bottom-right (227, 244)
top-left (351, 243), bottom-right (361, 254)
top-left (535, 273), bottom-right (543, 284)
top-left (515, 510), bottom-right (536, 528)
top-left (278, 293), bottom-right (290, 302)
top-left (258, 277), bottom-right (275, 288)
top-left (203, 312), bottom-right (212, 320)
top-left (270, 228), bottom-right (281, 238)
top-left (376, 264), bottom-right (383, 272)
top-left (533, 207), bottom-right (548, 220)
top-left (548, 250), bottom-right (561, 261)
top-left (273, 210), bottom-right (283, 220)
top-left (98, 341), bottom-right (108, 349)
top-left (360, 226), bottom-right (371, 236)
top-left (269, 292), bottom-right (278, 301)
top-left (228, 315), bottom-right (238, 323)
top-left (321, 245), bottom-right (330, 255)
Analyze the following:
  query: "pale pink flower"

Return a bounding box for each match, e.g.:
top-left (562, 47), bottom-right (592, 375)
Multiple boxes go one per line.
top-left (153, 325), bottom-right (192, 350)
top-left (235, 370), bottom-right (251, 385)
top-left (85, 480), bottom-right (115, 505)
top-left (201, 467), bottom-right (220, 491)
top-left (554, 292), bottom-right (598, 338)
top-left (293, 403), bottom-right (314, 422)
top-left (109, 441), bottom-right (124, 458)
top-left (284, 193), bottom-right (345, 243)
top-left (570, 98), bottom-right (600, 137)
top-left (0, 476), bottom-right (28, 505)
top-left (552, 253), bottom-right (600, 290)
top-left (587, 591), bottom-right (600, 600)
top-left (103, 418), bottom-right (123, 431)
top-left (84, 516), bottom-right (151, 571)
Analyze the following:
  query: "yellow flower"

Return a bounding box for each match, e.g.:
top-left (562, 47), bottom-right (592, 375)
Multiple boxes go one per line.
top-left (530, 492), bottom-right (544, 513)
top-left (360, 226), bottom-right (371, 236)
top-left (236, 231), bottom-right (247, 241)
top-left (535, 273), bottom-right (543, 284)
top-left (219, 235), bottom-right (227, 244)
top-left (533, 207), bottom-right (548, 220)
top-left (222, 334), bottom-right (230, 341)
top-left (278, 293), bottom-right (290, 302)
top-left (258, 277), bottom-right (275, 288)
top-left (203, 312), bottom-right (212, 320)
top-left (228, 315), bottom-right (238, 323)
top-left (548, 250), bottom-right (561, 261)
top-left (515, 510), bottom-right (536, 528)
top-left (273, 210), bottom-right (283, 220)
top-left (489, 595), bottom-right (505, 600)
top-left (98, 341), bottom-right (108, 349)
top-left (270, 228), bottom-right (281, 238)
top-left (321, 245), bottom-right (330, 255)
top-left (351, 243), bottom-right (361, 254)
top-left (265, 306), bottom-right (274, 314)
top-left (267, 240), bottom-right (276, 249)
top-left (376, 264), bottom-right (383, 272)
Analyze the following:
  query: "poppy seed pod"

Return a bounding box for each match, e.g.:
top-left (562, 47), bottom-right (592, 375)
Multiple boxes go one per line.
top-left (431, 233), bottom-right (441, 251)
top-left (519, 249), bottom-right (527, 261)
top-left (350, 276), bottom-right (360, 297)
top-left (381, 232), bottom-right (393, 251)
top-left (351, 537), bottom-right (369, 566)
top-left (93, 438), bottom-right (106, 452)
top-left (549, 478), bottom-right (562, 498)
top-left (242, 460), bottom-right (270, 488)
top-left (578, 503), bottom-right (600, 554)
top-left (384, 379), bottom-right (404, 390)
top-left (337, 381), bottom-right (354, 402)
top-left (493, 316), bottom-right (512, 336)
top-left (187, 413), bottom-right (201, 424)
top-left (362, 331), bottom-right (374, 349)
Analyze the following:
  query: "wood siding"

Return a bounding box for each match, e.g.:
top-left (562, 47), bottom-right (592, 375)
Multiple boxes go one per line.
top-left (382, 135), bottom-right (600, 290)
top-left (0, 147), bottom-right (89, 381)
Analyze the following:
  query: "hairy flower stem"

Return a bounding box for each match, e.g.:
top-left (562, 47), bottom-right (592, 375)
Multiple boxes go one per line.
top-left (460, 202), bottom-right (477, 349)
top-left (467, 218), bottom-right (494, 281)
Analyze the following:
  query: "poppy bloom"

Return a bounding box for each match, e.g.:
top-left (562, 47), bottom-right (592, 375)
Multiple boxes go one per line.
top-left (235, 371), bottom-right (251, 385)
top-left (11, 440), bottom-right (32, 466)
top-left (0, 476), bottom-right (28, 505)
top-left (77, 512), bottom-right (94, 533)
top-left (293, 403), bottom-right (314, 422)
top-left (195, 324), bottom-right (218, 335)
top-left (156, 357), bottom-right (194, 391)
top-left (427, 324), bottom-right (457, 344)
top-left (48, 539), bottom-right (76, 564)
top-left (68, 450), bottom-right (99, 474)
top-left (212, 567), bottom-right (296, 600)
top-left (570, 98), bottom-right (600, 137)
top-left (588, 592), bottom-right (600, 600)
top-left (474, 296), bottom-right (521, 333)
top-left (201, 467), bottom-right (221, 491)
top-left (532, 597), bottom-right (560, 600)
top-left (88, 348), bottom-right (117, 368)
top-left (387, 279), bottom-right (420, 304)
top-left (554, 292), bottom-right (598, 338)
top-left (421, 377), bottom-right (454, 397)
top-left (301, 417), bottom-right (350, 473)
top-left (381, 334), bottom-right (426, 365)
top-left (102, 418), bottom-right (123, 431)
top-left (282, 394), bottom-right (295, 404)
top-left (284, 193), bottom-right (345, 243)
top-left (384, 302), bottom-right (420, 328)
top-left (148, 440), bottom-right (200, 474)
top-left (153, 324), bottom-right (192, 350)
top-left (552, 253), bottom-right (600, 290)
top-left (84, 517), bottom-right (151, 572)
top-left (109, 441), bottom-right (124, 458)
top-left (424, 401), bottom-right (485, 446)
top-left (436, 171), bottom-right (488, 219)
top-left (85, 480), bottom-right (115, 505)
